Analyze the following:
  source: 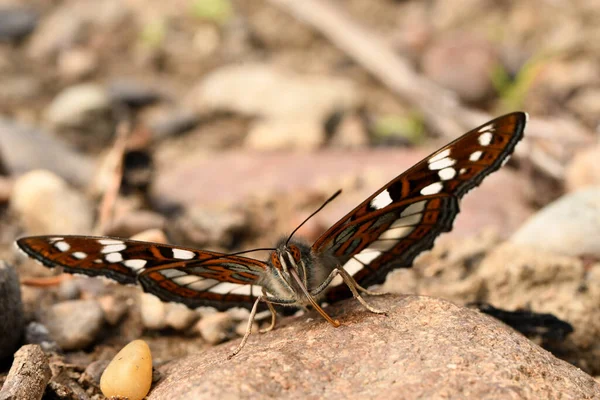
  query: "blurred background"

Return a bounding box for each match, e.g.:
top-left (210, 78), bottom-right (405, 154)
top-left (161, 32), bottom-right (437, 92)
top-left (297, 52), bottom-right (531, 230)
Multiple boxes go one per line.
top-left (1, 0), bottom-right (600, 389)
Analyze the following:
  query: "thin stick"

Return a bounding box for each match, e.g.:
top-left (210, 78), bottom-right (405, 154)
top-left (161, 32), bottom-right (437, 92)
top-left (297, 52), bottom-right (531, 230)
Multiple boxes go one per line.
top-left (95, 120), bottom-right (130, 235)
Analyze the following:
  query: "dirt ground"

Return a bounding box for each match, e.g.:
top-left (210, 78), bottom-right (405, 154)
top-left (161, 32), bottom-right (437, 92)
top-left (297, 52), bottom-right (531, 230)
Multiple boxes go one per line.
top-left (1, 0), bottom-right (600, 398)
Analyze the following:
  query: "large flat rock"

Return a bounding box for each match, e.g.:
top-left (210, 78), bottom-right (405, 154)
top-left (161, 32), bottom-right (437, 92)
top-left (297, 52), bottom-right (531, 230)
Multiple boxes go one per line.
top-left (148, 295), bottom-right (599, 399)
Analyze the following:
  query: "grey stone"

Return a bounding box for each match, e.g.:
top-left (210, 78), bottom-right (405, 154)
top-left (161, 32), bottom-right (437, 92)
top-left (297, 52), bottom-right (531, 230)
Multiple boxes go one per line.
top-left (0, 261), bottom-right (24, 360)
top-left (42, 299), bottom-right (104, 351)
top-left (510, 187), bottom-right (600, 257)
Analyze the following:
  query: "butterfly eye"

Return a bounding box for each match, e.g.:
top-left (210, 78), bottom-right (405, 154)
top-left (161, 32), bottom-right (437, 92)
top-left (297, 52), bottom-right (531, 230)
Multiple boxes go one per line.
top-left (288, 245), bottom-right (301, 262)
top-left (270, 252), bottom-right (282, 269)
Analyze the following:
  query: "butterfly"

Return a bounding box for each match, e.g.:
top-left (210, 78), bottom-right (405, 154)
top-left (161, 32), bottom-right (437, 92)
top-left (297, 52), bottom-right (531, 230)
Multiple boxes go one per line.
top-left (17, 112), bottom-right (527, 356)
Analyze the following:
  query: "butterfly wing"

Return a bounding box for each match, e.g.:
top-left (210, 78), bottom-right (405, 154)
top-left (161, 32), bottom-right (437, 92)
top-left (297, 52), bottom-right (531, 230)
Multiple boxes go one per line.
top-left (16, 235), bottom-right (268, 310)
top-left (312, 112), bottom-right (527, 301)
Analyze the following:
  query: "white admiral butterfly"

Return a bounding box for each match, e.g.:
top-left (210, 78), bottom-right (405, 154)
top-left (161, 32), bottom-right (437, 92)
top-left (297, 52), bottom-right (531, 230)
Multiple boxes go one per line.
top-left (17, 112), bottom-right (527, 356)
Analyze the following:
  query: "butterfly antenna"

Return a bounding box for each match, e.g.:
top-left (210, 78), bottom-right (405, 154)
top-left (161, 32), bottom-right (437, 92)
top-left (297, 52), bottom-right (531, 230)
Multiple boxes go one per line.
top-left (285, 189), bottom-right (342, 246)
top-left (227, 248), bottom-right (277, 257)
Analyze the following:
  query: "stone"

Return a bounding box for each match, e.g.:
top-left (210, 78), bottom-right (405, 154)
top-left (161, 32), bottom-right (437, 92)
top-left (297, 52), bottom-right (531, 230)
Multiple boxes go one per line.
top-left (0, 261), bottom-right (24, 360)
top-left (510, 187), bottom-right (600, 257)
top-left (147, 295), bottom-right (600, 399)
top-left (11, 170), bottom-right (93, 235)
top-left (140, 292), bottom-right (167, 330)
top-left (193, 312), bottom-right (234, 345)
top-left (565, 146), bottom-right (600, 192)
top-left (41, 299), bottom-right (104, 350)
top-left (165, 303), bottom-right (199, 331)
top-left (46, 83), bottom-right (111, 128)
top-left (245, 118), bottom-right (324, 151)
top-left (0, 119), bottom-right (94, 186)
top-left (422, 32), bottom-right (499, 103)
top-left (188, 63), bottom-right (359, 121)
top-left (0, 7), bottom-right (38, 42)
top-left (100, 340), bottom-right (153, 400)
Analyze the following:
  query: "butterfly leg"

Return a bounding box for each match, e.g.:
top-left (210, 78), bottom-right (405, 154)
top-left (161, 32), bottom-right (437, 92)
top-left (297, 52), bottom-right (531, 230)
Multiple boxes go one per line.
top-left (335, 268), bottom-right (387, 315)
top-left (259, 290), bottom-right (278, 334)
top-left (229, 295), bottom-right (265, 359)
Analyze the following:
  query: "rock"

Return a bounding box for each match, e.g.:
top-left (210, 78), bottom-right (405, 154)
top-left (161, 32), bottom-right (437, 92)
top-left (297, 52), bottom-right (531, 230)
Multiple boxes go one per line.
top-left (108, 79), bottom-right (163, 109)
top-left (148, 295), bottom-right (600, 399)
top-left (24, 322), bottom-right (59, 353)
top-left (100, 340), bottom-right (153, 400)
top-left (422, 32), bottom-right (500, 103)
top-left (148, 108), bottom-right (200, 140)
top-left (56, 277), bottom-right (81, 301)
top-left (46, 83), bottom-right (111, 128)
top-left (0, 8), bottom-right (38, 42)
top-left (98, 295), bottom-right (130, 325)
top-left (394, 232), bottom-right (600, 374)
top-left (510, 187), bottom-right (600, 257)
top-left (188, 63), bottom-right (359, 121)
top-left (171, 206), bottom-right (247, 248)
top-left (105, 210), bottom-right (167, 238)
top-left (0, 345), bottom-right (51, 400)
top-left (193, 312), bottom-right (234, 345)
top-left (26, 0), bottom-right (130, 60)
top-left (11, 170), bottom-right (94, 235)
top-left (329, 113), bottom-right (369, 149)
top-left (567, 88), bottom-right (600, 126)
top-left (82, 359), bottom-right (111, 386)
top-left (57, 48), bottom-right (98, 81)
top-left (565, 145), bottom-right (600, 192)
top-left (245, 118), bottom-right (324, 151)
top-left (0, 119), bottom-right (94, 186)
top-left (0, 261), bottom-right (24, 360)
top-left (140, 292), bottom-right (168, 330)
top-left (131, 229), bottom-right (169, 244)
top-left (41, 299), bottom-right (104, 350)
top-left (165, 303), bottom-right (199, 331)
top-left (475, 243), bottom-right (600, 372)
top-left (45, 83), bottom-right (115, 150)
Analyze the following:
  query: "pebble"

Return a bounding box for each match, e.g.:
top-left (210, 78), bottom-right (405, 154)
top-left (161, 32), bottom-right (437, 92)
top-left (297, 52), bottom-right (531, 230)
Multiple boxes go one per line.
top-left (421, 32), bottom-right (499, 103)
top-left (42, 299), bottom-right (104, 350)
top-left (98, 295), bottom-right (130, 325)
top-left (108, 79), bottom-right (163, 109)
top-left (567, 88), bottom-right (600, 126)
top-left (11, 169), bottom-right (93, 235)
top-left (510, 187), bottom-right (600, 257)
top-left (165, 303), bottom-right (199, 331)
top-left (57, 48), bottom-right (98, 81)
top-left (148, 108), bottom-right (200, 140)
top-left (565, 145), bottom-right (600, 192)
top-left (100, 340), bottom-right (153, 400)
top-left (24, 322), bottom-right (60, 353)
top-left (245, 118), bottom-right (324, 151)
top-left (0, 261), bottom-right (24, 359)
top-left (105, 210), bottom-right (167, 238)
top-left (140, 292), bottom-right (168, 330)
top-left (0, 118), bottom-right (94, 186)
top-left (0, 8), bottom-right (38, 42)
top-left (189, 63), bottom-right (359, 121)
top-left (83, 359), bottom-right (111, 385)
top-left (45, 83), bottom-right (111, 128)
top-left (193, 312), bottom-right (234, 345)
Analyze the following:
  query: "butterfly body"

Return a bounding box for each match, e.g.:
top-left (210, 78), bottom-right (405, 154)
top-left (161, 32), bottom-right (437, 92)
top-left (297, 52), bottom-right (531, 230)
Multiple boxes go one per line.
top-left (16, 112), bottom-right (528, 352)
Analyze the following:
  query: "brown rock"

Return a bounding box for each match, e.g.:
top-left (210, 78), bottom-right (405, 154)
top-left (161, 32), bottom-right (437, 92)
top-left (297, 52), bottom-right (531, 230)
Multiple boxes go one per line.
top-left (148, 296), bottom-right (600, 399)
top-left (422, 32), bottom-right (499, 103)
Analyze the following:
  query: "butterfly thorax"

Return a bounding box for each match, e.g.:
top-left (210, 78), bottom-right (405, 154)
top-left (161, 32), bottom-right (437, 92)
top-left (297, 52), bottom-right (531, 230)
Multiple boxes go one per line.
top-left (259, 239), bottom-right (333, 307)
